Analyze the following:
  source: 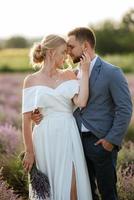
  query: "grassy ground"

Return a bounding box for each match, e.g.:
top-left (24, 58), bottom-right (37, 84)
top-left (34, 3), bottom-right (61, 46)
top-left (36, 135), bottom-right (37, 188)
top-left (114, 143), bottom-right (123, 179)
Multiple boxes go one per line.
top-left (0, 48), bottom-right (134, 73)
top-left (104, 53), bottom-right (134, 73)
top-left (0, 49), bottom-right (30, 72)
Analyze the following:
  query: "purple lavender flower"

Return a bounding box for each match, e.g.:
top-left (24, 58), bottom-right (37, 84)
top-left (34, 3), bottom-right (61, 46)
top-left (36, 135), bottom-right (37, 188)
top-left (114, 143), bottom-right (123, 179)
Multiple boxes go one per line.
top-left (0, 124), bottom-right (20, 155)
top-left (0, 169), bottom-right (22, 200)
top-left (19, 151), bottom-right (50, 199)
top-left (117, 163), bottom-right (134, 199)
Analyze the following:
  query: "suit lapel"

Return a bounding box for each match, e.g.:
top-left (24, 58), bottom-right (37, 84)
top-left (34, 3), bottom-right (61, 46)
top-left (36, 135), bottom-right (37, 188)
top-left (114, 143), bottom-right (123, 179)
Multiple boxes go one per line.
top-left (80, 57), bottom-right (102, 114)
top-left (89, 57), bottom-right (102, 88)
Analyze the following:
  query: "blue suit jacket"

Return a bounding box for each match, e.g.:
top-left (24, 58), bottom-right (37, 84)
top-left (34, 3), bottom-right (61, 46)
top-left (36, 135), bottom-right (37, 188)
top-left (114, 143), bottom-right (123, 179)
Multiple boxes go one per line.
top-left (74, 57), bottom-right (133, 146)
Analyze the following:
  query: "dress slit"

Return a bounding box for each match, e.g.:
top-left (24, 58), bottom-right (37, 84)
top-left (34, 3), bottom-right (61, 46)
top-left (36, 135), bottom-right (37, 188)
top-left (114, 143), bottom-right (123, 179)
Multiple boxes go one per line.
top-left (70, 162), bottom-right (78, 200)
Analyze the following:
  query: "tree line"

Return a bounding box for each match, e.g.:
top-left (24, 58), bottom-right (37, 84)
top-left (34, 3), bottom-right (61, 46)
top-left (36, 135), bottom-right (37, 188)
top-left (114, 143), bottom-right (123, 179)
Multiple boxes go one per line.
top-left (92, 9), bottom-right (134, 54)
top-left (0, 9), bottom-right (134, 55)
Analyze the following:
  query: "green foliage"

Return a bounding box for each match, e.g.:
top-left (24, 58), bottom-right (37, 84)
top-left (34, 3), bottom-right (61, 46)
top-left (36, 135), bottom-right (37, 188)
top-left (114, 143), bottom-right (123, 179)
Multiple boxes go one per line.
top-left (5, 36), bottom-right (29, 48)
top-left (0, 49), bottom-right (134, 73)
top-left (91, 9), bottom-right (134, 54)
top-left (124, 125), bottom-right (134, 142)
top-left (103, 53), bottom-right (134, 73)
top-left (117, 142), bottom-right (134, 169)
top-left (1, 154), bottom-right (28, 199)
top-left (1, 142), bottom-right (134, 200)
top-left (0, 48), bottom-right (33, 72)
top-left (0, 9), bottom-right (133, 55)
top-left (122, 9), bottom-right (134, 32)
top-left (0, 172), bottom-right (23, 200)
top-left (0, 48), bottom-right (71, 73)
top-left (117, 142), bottom-right (134, 200)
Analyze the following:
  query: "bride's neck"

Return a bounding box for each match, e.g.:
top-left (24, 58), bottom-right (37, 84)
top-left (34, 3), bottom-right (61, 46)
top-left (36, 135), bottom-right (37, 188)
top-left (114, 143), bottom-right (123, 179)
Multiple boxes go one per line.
top-left (40, 62), bottom-right (59, 77)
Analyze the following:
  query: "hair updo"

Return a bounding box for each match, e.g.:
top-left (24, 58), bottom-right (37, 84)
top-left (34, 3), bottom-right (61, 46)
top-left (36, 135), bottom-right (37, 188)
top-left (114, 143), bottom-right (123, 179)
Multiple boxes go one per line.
top-left (30, 34), bottom-right (66, 66)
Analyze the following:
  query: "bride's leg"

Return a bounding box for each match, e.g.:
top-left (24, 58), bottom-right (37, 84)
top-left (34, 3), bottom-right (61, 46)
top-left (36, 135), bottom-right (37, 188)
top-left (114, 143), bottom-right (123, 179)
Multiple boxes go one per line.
top-left (70, 164), bottom-right (77, 200)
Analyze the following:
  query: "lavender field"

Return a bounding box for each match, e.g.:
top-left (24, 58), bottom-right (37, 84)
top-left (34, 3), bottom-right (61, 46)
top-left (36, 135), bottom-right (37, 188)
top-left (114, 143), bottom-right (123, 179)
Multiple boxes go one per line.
top-left (0, 73), bottom-right (134, 200)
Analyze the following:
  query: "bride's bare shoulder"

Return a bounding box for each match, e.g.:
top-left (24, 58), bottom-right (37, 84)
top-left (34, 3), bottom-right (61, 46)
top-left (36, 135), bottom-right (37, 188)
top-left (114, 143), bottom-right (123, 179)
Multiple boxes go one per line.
top-left (62, 69), bottom-right (77, 80)
top-left (23, 72), bottom-right (39, 89)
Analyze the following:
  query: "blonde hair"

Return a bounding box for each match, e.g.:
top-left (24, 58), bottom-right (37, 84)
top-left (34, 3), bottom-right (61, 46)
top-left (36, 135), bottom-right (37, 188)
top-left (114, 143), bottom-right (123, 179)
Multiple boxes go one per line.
top-left (30, 34), bottom-right (66, 66)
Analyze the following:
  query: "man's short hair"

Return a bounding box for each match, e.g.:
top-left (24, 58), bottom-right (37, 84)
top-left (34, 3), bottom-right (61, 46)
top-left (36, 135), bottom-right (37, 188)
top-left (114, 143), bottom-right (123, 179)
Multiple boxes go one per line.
top-left (68, 27), bottom-right (96, 49)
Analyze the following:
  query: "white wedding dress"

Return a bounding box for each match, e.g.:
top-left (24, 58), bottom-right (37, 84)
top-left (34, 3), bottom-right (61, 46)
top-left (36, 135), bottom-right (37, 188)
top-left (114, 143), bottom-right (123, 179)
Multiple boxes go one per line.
top-left (22, 79), bottom-right (92, 200)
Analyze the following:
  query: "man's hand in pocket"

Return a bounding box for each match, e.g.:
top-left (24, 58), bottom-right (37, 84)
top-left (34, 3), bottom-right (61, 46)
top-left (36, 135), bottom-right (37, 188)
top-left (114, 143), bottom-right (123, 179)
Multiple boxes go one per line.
top-left (95, 139), bottom-right (114, 152)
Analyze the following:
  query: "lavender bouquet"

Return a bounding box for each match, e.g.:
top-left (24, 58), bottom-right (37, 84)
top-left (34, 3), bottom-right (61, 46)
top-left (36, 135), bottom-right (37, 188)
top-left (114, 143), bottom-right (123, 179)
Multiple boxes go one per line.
top-left (19, 151), bottom-right (50, 199)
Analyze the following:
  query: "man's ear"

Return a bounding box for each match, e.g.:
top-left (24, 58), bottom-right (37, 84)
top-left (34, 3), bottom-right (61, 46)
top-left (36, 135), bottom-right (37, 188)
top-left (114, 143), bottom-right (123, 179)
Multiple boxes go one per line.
top-left (84, 41), bottom-right (90, 50)
top-left (81, 41), bottom-right (88, 52)
top-left (83, 41), bottom-right (92, 54)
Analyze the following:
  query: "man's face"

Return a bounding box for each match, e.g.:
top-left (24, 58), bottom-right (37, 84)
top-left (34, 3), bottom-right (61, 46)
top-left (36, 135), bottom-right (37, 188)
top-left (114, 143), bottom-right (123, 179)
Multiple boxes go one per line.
top-left (67, 35), bottom-right (84, 63)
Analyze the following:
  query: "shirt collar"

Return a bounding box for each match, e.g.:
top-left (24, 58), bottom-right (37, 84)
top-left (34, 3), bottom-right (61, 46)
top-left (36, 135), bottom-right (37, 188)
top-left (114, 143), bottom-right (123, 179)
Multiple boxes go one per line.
top-left (90, 55), bottom-right (98, 72)
top-left (77, 55), bottom-right (98, 79)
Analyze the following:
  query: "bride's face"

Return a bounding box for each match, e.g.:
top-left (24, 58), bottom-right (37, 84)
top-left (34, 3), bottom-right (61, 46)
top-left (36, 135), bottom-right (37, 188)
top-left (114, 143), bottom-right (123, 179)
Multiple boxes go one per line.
top-left (53, 44), bottom-right (67, 68)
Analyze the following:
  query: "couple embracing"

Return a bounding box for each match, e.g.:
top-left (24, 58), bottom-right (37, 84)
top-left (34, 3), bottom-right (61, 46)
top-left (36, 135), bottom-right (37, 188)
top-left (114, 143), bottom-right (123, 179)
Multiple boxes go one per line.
top-left (22, 27), bottom-right (132, 200)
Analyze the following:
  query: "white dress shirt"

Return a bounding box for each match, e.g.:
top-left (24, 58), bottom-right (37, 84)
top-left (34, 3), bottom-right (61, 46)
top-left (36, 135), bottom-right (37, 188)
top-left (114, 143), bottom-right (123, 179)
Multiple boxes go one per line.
top-left (77, 55), bottom-right (98, 132)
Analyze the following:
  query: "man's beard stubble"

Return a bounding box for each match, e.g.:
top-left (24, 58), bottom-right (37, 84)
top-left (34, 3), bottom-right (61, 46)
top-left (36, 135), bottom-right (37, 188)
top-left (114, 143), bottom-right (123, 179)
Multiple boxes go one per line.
top-left (73, 54), bottom-right (83, 64)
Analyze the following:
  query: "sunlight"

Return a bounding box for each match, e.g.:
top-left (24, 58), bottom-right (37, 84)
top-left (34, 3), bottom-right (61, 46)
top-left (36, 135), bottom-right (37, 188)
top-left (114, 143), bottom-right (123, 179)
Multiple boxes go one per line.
top-left (1, 0), bottom-right (134, 37)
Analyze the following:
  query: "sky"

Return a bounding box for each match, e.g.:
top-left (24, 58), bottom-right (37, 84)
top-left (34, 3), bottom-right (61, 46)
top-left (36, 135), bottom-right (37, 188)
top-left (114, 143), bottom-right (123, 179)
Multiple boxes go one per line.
top-left (1, 0), bottom-right (134, 38)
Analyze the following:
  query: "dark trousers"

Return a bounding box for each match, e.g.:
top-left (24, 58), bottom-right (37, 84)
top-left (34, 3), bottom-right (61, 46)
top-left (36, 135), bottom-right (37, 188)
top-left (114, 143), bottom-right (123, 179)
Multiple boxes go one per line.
top-left (81, 132), bottom-right (118, 200)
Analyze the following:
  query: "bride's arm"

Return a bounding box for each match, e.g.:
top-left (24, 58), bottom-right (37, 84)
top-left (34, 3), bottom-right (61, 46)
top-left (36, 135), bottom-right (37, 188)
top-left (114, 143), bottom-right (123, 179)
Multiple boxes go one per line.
top-left (22, 76), bottom-right (35, 172)
top-left (73, 52), bottom-right (91, 108)
top-left (22, 112), bottom-right (34, 154)
top-left (22, 112), bottom-right (35, 172)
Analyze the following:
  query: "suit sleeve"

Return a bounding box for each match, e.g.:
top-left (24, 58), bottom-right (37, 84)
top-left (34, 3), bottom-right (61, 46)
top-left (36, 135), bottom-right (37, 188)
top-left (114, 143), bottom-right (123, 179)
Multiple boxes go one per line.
top-left (105, 67), bottom-right (133, 146)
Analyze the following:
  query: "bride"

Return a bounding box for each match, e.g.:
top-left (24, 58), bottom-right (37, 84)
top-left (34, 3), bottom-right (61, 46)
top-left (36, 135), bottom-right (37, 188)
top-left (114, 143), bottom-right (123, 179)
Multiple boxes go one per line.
top-left (22, 34), bottom-right (92, 200)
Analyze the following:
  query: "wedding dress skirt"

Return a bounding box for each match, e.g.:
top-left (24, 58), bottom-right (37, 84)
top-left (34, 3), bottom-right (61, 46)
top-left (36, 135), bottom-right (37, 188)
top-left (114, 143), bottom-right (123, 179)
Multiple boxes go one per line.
top-left (22, 80), bottom-right (92, 200)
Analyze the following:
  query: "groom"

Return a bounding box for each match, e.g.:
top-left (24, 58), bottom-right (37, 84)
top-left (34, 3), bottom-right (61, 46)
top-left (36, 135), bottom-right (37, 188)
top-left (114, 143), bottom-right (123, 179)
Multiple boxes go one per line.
top-left (32, 27), bottom-right (132, 200)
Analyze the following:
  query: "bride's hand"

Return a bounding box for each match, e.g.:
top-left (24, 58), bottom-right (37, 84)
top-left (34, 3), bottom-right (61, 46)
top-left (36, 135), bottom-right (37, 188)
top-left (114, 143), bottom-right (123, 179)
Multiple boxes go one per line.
top-left (22, 151), bottom-right (35, 173)
top-left (80, 52), bottom-right (91, 72)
